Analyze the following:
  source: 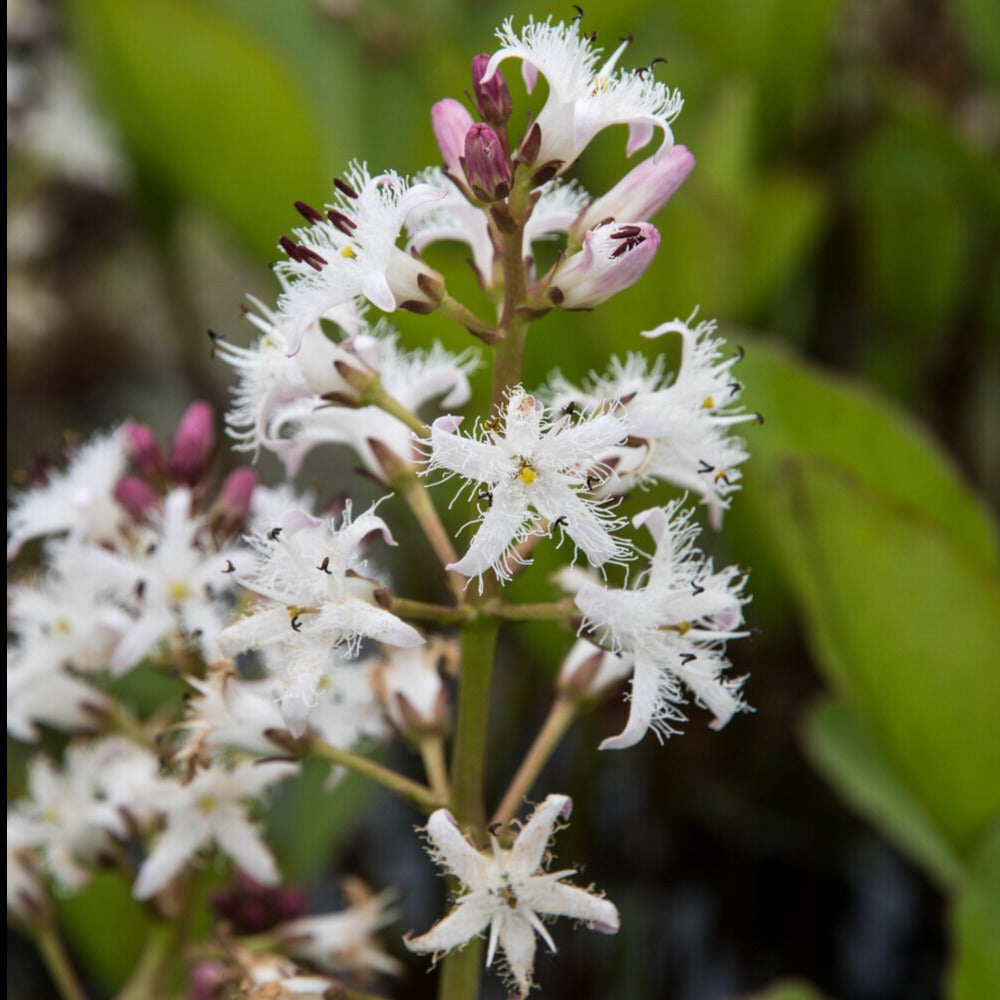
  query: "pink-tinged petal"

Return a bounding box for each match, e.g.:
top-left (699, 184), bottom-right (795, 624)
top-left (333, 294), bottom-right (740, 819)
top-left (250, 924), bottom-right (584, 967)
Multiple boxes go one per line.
top-left (598, 656), bottom-right (659, 750)
top-left (404, 892), bottom-right (494, 955)
top-left (625, 119), bottom-right (656, 157)
top-left (574, 146), bottom-right (695, 235)
top-left (431, 98), bottom-right (474, 177)
top-left (279, 509), bottom-right (325, 535)
top-left (510, 795), bottom-right (572, 877)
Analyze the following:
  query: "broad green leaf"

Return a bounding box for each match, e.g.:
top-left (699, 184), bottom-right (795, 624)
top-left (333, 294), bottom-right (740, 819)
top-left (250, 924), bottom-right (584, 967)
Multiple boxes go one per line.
top-left (735, 336), bottom-right (998, 570)
top-left (949, 826), bottom-right (1000, 1000)
top-left (64, 0), bottom-right (329, 258)
top-left (58, 872), bottom-right (151, 992)
top-left (801, 698), bottom-right (965, 889)
top-left (775, 460), bottom-right (1000, 852)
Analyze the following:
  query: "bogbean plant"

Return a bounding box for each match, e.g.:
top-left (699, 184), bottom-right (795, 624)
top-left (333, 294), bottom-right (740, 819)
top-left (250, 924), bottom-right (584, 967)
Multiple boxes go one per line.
top-left (7, 15), bottom-right (760, 1000)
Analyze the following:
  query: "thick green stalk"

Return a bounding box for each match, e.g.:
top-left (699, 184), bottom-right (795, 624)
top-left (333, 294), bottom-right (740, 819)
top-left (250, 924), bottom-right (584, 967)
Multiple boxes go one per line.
top-left (436, 616), bottom-right (499, 1000)
top-left (34, 921), bottom-right (87, 1000)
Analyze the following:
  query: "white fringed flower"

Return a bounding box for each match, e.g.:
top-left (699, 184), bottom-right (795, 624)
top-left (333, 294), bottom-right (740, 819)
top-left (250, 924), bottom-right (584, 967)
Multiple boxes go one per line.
top-left (405, 795), bottom-right (619, 997)
top-left (216, 503), bottom-right (423, 667)
top-left (549, 315), bottom-right (756, 526)
top-left (572, 503), bottom-right (750, 749)
top-left (481, 16), bottom-right (683, 173)
top-left (7, 427), bottom-right (129, 559)
top-left (274, 163), bottom-right (446, 353)
top-left (132, 760), bottom-right (295, 900)
top-left (278, 882), bottom-right (403, 977)
top-left (426, 387), bottom-right (631, 585)
top-left (266, 321), bottom-right (478, 480)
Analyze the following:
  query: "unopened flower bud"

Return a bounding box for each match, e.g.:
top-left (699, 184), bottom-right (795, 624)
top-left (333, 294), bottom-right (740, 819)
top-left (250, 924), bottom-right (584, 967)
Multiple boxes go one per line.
top-left (572, 146), bottom-right (695, 239)
top-left (125, 423), bottom-right (167, 481)
top-left (431, 98), bottom-right (474, 179)
top-left (169, 401), bottom-right (215, 485)
top-left (546, 221), bottom-right (660, 310)
top-left (211, 467), bottom-right (257, 536)
top-left (462, 123), bottom-right (511, 202)
top-left (472, 52), bottom-right (512, 127)
top-left (371, 641), bottom-right (454, 739)
top-left (114, 475), bottom-right (158, 519)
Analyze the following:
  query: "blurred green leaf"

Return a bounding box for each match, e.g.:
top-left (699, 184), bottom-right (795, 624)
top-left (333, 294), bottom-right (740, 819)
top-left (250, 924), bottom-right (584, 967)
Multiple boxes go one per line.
top-left (64, 0), bottom-right (330, 257)
top-left (952, 0), bottom-right (1000, 88)
top-left (772, 460), bottom-right (1000, 852)
top-left (949, 825), bottom-right (1000, 1000)
top-left (58, 872), bottom-right (151, 992)
top-left (736, 336), bottom-right (998, 569)
top-left (802, 698), bottom-right (965, 889)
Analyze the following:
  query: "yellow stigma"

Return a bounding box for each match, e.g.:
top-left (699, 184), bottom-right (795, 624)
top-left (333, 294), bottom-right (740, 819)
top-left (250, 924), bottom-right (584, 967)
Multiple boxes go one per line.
top-left (198, 795), bottom-right (217, 814)
top-left (54, 618), bottom-right (71, 635)
top-left (518, 465), bottom-right (538, 486)
top-left (169, 582), bottom-right (190, 601)
top-left (701, 395), bottom-right (715, 409)
top-left (341, 246), bottom-right (357, 259)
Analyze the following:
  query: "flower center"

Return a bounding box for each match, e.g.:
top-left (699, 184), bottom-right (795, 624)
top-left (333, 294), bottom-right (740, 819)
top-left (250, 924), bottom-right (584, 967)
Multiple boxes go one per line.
top-left (169, 582), bottom-right (190, 601)
top-left (517, 463), bottom-right (537, 486)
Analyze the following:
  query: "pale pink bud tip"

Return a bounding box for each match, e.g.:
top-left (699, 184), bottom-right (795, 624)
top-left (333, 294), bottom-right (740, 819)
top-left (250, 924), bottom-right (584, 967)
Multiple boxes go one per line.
top-left (219, 467), bottom-right (257, 514)
top-left (472, 52), bottom-right (512, 127)
top-left (431, 98), bottom-right (474, 178)
top-left (115, 475), bottom-right (158, 519)
top-left (125, 424), bottom-right (167, 481)
top-left (463, 123), bottom-right (511, 202)
top-left (169, 401), bottom-right (215, 485)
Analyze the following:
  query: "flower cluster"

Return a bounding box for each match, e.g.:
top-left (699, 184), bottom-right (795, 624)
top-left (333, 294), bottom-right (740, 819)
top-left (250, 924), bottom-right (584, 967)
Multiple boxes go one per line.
top-left (7, 15), bottom-right (755, 1000)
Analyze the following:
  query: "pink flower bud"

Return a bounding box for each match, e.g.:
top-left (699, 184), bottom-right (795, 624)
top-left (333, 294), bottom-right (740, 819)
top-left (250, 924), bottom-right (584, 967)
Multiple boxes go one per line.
top-left (462, 123), bottom-right (511, 201)
top-left (114, 475), bottom-right (158, 519)
top-left (125, 423), bottom-right (167, 481)
top-left (431, 98), bottom-right (474, 179)
top-left (547, 221), bottom-right (660, 310)
top-left (472, 52), bottom-right (512, 127)
top-left (573, 146), bottom-right (695, 237)
top-left (215, 467), bottom-right (257, 529)
top-left (169, 401), bottom-right (215, 485)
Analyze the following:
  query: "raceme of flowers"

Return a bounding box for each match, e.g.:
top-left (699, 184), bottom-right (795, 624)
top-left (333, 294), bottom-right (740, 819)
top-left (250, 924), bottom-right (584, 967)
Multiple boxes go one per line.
top-left (6, 15), bottom-right (757, 1000)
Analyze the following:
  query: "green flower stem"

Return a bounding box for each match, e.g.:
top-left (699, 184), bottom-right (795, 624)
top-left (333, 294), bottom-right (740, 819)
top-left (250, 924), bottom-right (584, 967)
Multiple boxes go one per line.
top-left (491, 697), bottom-right (578, 829)
top-left (360, 377), bottom-right (430, 439)
top-left (448, 617), bottom-right (500, 835)
top-left (437, 936), bottom-right (485, 1000)
top-left (115, 921), bottom-right (175, 1000)
top-left (440, 294), bottom-right (500, 344)
top-left (482, 597), bottom-right (578, 624)
top-left (309, 739), bottom-right (444, 814)
top-left (419, 732), bottom-right (451, 802)
top-left (372, 591), bottom-right (476, 625)
top-left (437, 615), bottom-right (499, 1000)
top-left (34, 920), bottom-right (87, 1000)
top-left (389, 467), bottom-right (467, 599)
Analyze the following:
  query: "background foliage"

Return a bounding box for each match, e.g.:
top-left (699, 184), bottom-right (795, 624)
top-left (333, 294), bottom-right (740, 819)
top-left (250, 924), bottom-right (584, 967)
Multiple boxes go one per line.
top-left (7, 0), bottom-right (999, 997)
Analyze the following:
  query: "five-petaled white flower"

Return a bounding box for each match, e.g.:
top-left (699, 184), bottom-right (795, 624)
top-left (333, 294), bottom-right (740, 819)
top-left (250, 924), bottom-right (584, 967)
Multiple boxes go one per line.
top-left (405, 794), bottom-right (619, 997)
top-left (481, 16), bottom-right (683, 173)
top-left (274, 163), bottom-right (446, 354)
top-left (427, 387), bottom-right (631, 585)
top-left (132, 759), bottom-right (295, 900)
top-left (570, 502), bottom-right (750, 749)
